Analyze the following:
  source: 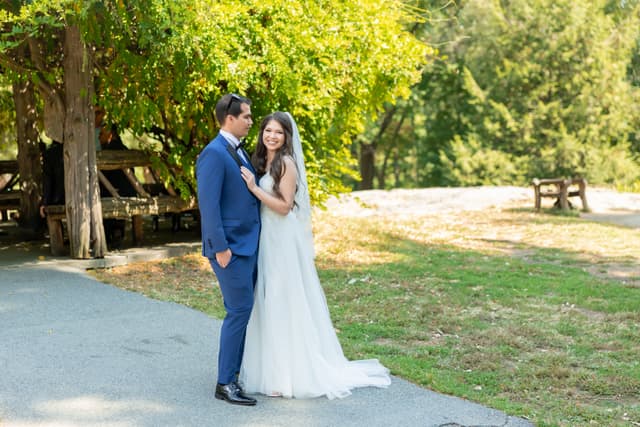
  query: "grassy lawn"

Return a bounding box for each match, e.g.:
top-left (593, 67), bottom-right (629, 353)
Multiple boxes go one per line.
top-left (90, 201), bottom-right (640, 427)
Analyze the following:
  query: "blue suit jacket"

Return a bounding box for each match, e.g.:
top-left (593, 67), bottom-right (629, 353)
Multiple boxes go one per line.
top-left (196, 134), bottom-right (260, 258)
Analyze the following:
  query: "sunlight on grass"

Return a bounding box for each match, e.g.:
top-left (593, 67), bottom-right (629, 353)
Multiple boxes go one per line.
top-left (92, 202), bottom-right (640, 427)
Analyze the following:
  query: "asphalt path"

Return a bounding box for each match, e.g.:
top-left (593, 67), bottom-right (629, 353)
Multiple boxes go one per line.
top-left (0, 256), bottom-right (533, 427)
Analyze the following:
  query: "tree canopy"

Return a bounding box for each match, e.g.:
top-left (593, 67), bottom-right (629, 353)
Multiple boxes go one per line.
top-left (361, 0), bottom-right (640, 191)
top-left (1, 0), bottom-right (430, 202)
top-left (0, 79), bottom-right (15, 158)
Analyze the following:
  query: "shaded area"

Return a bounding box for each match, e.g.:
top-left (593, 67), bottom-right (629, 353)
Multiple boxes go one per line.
top-left (0, 214), bottom-right (201, 268)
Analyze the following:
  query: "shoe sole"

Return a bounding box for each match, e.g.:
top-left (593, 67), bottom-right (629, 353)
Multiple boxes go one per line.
top-left (215, 392), bottom-right (257, 406)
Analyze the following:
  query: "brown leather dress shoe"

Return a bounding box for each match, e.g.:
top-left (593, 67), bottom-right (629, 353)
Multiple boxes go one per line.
top-left (215, 382), bottom-right (257, 406)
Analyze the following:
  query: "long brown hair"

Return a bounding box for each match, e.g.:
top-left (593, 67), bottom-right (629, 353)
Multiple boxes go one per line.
top-left (251, 112), bottom-right (294, 200)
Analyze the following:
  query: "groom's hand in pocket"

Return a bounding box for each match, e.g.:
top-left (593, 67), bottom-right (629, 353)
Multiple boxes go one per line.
top-left (216, 248), bottom-right (232, 268)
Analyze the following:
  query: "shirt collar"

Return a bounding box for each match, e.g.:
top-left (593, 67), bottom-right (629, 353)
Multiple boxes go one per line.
top-left (220, 130), bottom-right (240, 148)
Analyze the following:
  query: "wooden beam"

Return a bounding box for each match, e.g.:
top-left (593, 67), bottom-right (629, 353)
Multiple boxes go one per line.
top-left (98, 171), bottom-right (121, 198)
top-left (0, 192), bottom-right (21, 202)
top-left (96, 150), bottom-right (151, 170)
top-left (99, 196), bottom-right (198, 218)
top-left (122, 168), bottom-right (151, 197)
top-left (0, 160), bottom-right (18, 175)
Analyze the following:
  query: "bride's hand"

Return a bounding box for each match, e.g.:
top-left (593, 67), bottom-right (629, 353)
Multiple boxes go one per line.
top-left (240, 166), bottom-right (257, 191)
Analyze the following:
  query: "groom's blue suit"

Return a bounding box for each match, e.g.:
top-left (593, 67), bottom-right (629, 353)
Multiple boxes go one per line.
top-left (196, 133), bottom-right (260, 385)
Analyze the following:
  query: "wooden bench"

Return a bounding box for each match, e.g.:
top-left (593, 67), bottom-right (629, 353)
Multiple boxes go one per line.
top-left (0, 191), bottom-right (21, 221)
top-left (532, 177), bottom-right (589, 212)
top-left (44, 150), bottom-right (197, 255)
top-left (0, 160), bottom-right (20, 221)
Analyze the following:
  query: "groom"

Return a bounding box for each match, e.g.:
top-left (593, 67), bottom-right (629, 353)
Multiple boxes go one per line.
top-left (196, 93), bottom-right (260, 406)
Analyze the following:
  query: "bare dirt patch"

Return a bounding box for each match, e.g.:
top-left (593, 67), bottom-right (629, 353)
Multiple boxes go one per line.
top-left (325, 185), bottom-right (639, 219)
top-left (323, 186), bottom-right (640, 286)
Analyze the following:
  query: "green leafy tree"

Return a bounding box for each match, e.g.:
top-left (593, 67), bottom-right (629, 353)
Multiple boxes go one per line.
top-left (94, 0), bottom-right (429, 201)
top-left (355, 0), bottom-right (458, 189)
top-left (0, 79), bottom-right (16, 159)
top-left (365, 0), bottom-right (640, 189)
top-left (433, 0), bottom-right (640, 187)
top-left (1, 0), bottom-right (428, 256)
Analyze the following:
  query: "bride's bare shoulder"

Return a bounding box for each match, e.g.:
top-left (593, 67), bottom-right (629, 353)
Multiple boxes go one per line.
top-left (282, 156), bottom-right (297, 175)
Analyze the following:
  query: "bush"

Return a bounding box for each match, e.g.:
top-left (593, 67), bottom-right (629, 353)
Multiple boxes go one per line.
top-left (439, 134), bottom-right (527, 186)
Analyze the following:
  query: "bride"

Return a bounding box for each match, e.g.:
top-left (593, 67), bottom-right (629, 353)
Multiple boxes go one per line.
top-left (238, 111), bottom-right (391, 399)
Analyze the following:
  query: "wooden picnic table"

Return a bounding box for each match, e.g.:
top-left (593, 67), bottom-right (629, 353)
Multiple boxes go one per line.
top-left (44, 150), bottom-right (197, 255)
top-left (0, 160), bottom-right (20, 221)
top-left (532, 177), bottom-right (589, 212)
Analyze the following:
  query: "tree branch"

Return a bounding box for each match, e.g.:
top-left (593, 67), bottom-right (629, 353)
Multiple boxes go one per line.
top-left (371, 104), bottom-right (398, 148)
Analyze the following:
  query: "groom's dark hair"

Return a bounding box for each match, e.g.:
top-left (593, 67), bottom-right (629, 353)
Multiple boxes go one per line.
top-left (215, 93), bottom-right (252, 126)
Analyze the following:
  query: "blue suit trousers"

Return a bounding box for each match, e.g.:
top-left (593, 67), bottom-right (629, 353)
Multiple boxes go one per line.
top-left (209, 253), bottom-right (257, 385)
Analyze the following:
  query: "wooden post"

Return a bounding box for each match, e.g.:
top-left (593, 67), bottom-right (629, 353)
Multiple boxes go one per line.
top-left (558, 179), bottom-right (570, 210)
top-left (62, 25), bottom-right (106, 258)
top-left (46, 217), bottom-right (66, 256)
top-left (13, 77), bottom-right (43, 231)
top-left (578, 178), bottom-right (589, 212)
top-left (132, 215), bottom-right (144, 245)
top-left (532, 178), bottom-right (541, 211)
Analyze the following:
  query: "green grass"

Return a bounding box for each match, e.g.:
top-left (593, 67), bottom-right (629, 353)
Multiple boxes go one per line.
top-left (91, 204), bottom-right (640, 427)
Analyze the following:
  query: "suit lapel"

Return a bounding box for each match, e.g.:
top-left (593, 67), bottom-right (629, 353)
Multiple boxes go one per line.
top-left (225, 143), bottom-right (244, 168)
top-left (220, 134), bottom-right (255, 173)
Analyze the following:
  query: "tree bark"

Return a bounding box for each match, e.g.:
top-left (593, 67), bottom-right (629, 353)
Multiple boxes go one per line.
top-left (378, 149), bottom-right (388, 189)
top-left (63, 25), bottom-right (106, 258)
top-left (359, 143), bottom-right (376, 190)
top-left (358, 105), bottom-right (397, 190)
top-left (13, 78), bottom-right (43, 232)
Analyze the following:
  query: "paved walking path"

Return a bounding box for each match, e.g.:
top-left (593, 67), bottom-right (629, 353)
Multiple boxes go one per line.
top-left (2, 185), bottom-right (638, 426)
top-left (0, 240), bottom-right (533, 427)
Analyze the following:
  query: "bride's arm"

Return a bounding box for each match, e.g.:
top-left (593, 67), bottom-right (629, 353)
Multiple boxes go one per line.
top-left (240, 157), bottom-right (297, 216)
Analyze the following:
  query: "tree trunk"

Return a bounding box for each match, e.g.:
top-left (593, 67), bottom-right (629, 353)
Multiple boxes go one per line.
top-left (359, 105), bottom-right (398, 190)
top-left (359, 142), bottom-right (376, 190)
top-left (63, 25), bottom-right (106, 258)
top-left (379, 147), bottom-right (390, 189)
top-left (383, 107), bottom-right (408, 189)
top-left (13, 78), bottom-right (42, 232)
top-left (393, 149), bottom-right (400, 187)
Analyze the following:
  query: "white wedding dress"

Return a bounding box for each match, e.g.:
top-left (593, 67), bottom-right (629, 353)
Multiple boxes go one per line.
top-left (239, 174), bottom-right (391, 399)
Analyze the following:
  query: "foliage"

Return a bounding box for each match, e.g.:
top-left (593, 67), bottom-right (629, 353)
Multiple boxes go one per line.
top-left (433, 0), bottom-right (640, 187)
top-left (0, 0), bottom-right (428, 203)
top-left (438, 133), bottom-right (526, 185)
top-left (0, 0), bottom-right (427, 204)
top-left (362, 0), bottom-right (640, 190)
top-left (89, 0), bottom-right (424, 202)
top-left (0, 80), bottom-right (16, 159)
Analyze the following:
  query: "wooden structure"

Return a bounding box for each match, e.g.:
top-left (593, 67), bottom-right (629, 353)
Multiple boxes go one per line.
top-left (532, 177), bottom-right (589, 212)
top-left (0, 160), bottom-right (20, 221)
top-left (44, 150), bottom-right (197, 255)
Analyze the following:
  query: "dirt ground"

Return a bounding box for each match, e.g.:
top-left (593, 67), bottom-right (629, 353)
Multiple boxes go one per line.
top-left (323, 185), bottom-right (640, 286)
top-left (324, 185), bottom-right (640, 227)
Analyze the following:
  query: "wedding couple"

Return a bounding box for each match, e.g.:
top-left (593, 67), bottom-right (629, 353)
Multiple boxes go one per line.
top-left (196, 94), bottom-right (391, 406)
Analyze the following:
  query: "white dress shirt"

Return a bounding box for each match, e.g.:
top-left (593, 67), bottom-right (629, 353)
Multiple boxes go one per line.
top-left (220, 130), bottom-right (248, 163)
